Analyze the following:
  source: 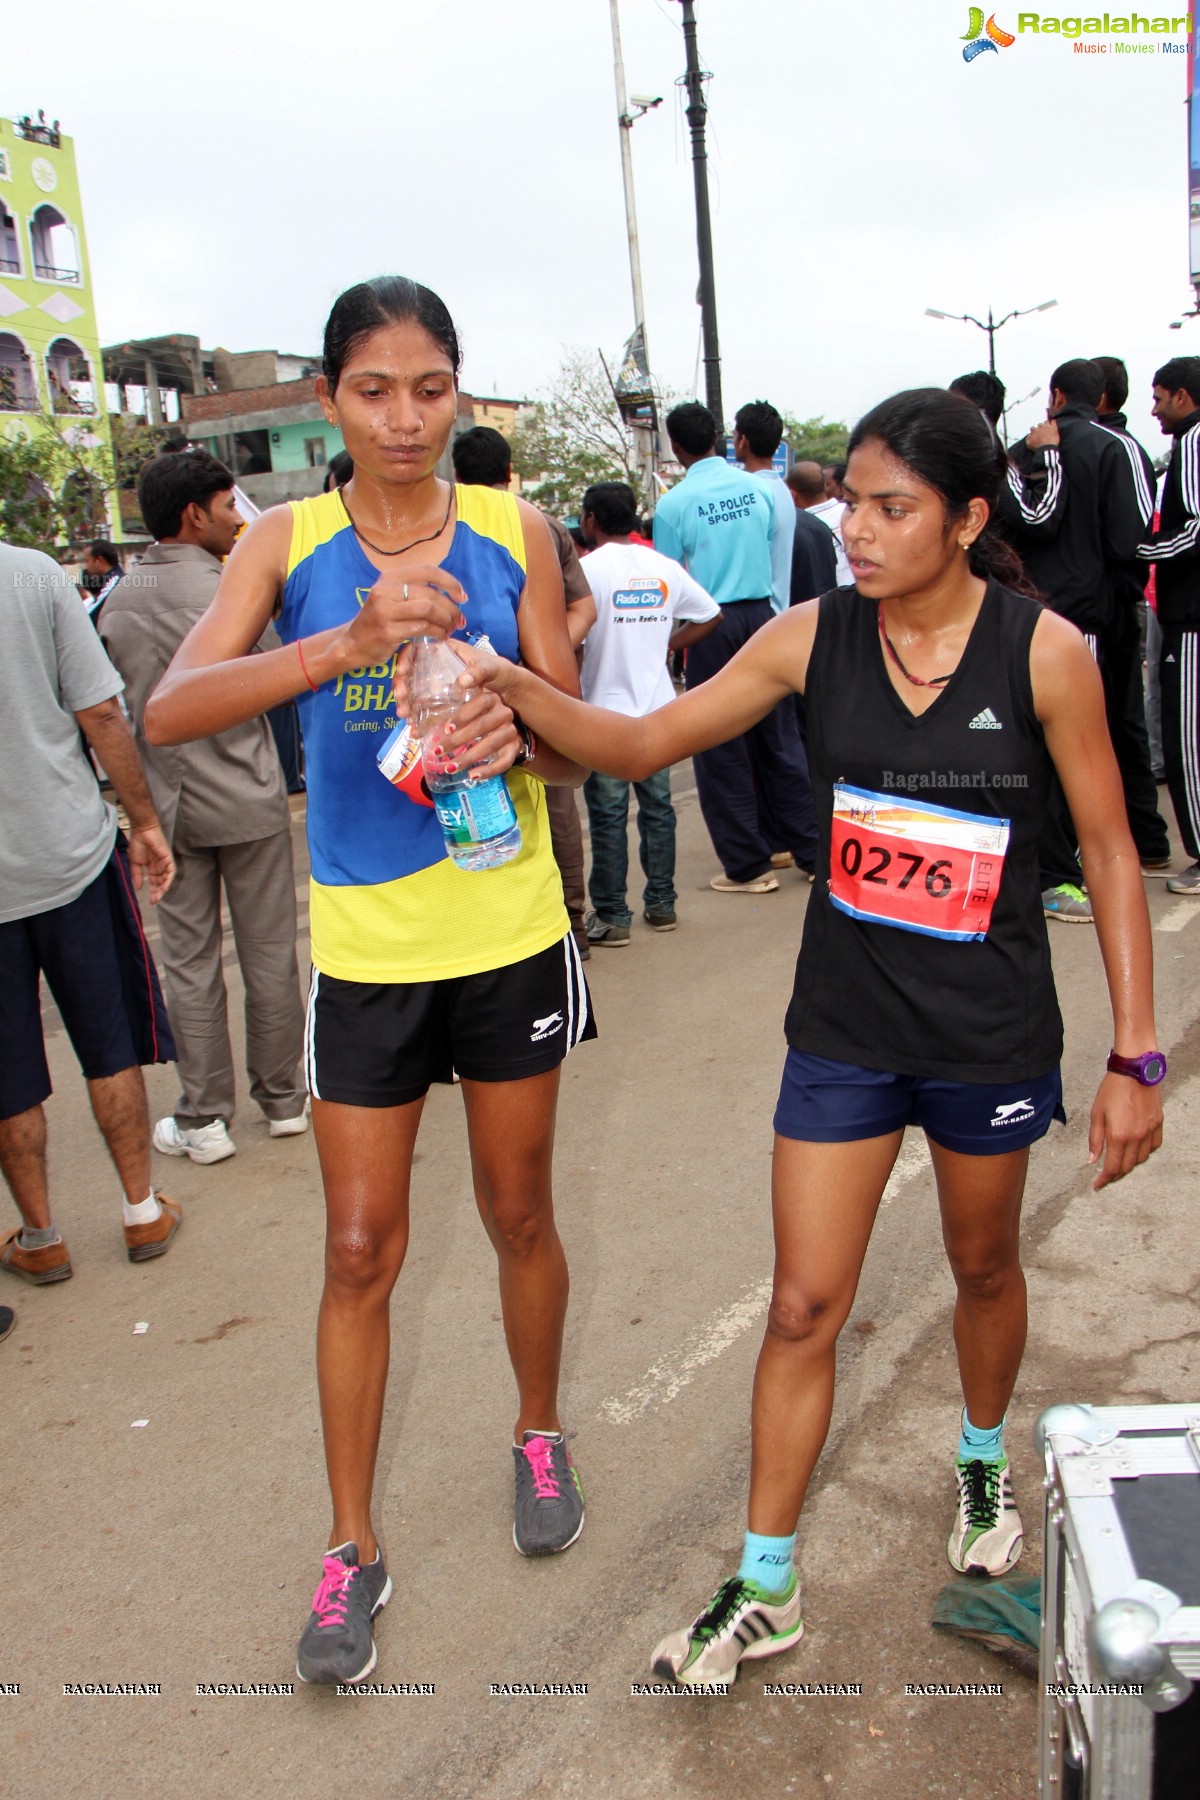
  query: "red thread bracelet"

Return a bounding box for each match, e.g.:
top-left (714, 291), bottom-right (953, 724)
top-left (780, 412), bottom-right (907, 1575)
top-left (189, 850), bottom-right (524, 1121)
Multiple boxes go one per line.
top-left (297, 640), bottom-right (319, 693)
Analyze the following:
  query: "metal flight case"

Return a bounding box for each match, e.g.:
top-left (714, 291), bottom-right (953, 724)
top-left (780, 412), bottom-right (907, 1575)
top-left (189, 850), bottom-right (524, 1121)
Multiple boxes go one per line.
top-left (1036, 1403), bottom-right (1200, 1798)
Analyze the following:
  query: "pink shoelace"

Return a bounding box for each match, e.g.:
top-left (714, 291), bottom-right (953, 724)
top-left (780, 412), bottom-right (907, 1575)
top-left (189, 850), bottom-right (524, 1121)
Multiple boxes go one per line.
top-left (521, 1436), bottom-right (561, 1500)
top-left (311, 1555), bottom-right (354, 1628)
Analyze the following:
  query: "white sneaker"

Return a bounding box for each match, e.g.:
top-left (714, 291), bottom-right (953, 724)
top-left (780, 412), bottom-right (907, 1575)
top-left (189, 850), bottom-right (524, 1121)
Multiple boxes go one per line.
top-left (269, 1099), bottom-right (311, 1138)
top-left (152, 1117), bottom-right (237, 1164)
top-left (948, 1456), bottom-right (1024, 1577)
top-left (650, 1575), bottom-right (803, 1687)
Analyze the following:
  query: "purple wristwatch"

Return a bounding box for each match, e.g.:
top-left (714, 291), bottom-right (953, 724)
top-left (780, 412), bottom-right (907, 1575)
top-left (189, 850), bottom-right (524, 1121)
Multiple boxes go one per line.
top-left (1106, 1049), bottom-right (1167, 1087)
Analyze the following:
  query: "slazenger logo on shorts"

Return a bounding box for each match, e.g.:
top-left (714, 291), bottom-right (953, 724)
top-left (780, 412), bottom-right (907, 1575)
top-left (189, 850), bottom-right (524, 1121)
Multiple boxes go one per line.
top-left (991, 1098), bottom-right (1035, 1127)
top-left (530, 1011), bottom-right (564, 1043)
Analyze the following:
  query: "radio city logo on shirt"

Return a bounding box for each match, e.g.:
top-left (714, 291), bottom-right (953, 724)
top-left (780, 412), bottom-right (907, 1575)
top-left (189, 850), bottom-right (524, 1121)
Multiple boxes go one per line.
top-left (613, 578), bottom-right (668, 612)
top-left (962, 9), bottom-right (1015, 59)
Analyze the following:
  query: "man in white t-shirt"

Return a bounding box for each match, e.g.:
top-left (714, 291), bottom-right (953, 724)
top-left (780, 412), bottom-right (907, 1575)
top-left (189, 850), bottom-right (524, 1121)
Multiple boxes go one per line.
top-left (577, 483), bottom-right (721, 945)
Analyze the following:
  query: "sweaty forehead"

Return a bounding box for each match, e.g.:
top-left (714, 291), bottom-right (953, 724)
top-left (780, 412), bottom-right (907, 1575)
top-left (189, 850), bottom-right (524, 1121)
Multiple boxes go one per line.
top-left (845, 440), bottom-right (930, 499)
top-left (342, 321), bottom-right (454, 377)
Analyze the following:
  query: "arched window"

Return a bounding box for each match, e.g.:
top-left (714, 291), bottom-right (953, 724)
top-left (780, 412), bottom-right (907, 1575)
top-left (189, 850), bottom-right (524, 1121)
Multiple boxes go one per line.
top-left (0, 203), bottom-right (20, 276)
top-left (0, 332), bottom-right (38, 411)
top-left (30, 204), bottom-right (80, 284)
top-left (46, 337), bottom-right (94, 414)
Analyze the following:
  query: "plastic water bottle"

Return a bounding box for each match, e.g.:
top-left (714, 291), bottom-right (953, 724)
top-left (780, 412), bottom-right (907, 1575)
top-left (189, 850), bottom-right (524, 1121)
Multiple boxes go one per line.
top-left (410, 636), bottom-right (522, 871)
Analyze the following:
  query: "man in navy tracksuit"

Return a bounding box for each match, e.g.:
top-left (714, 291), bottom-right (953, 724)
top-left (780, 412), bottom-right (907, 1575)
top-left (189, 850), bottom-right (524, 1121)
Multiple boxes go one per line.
top-left (1139, 355), bottom-right (1200, 893)
top-left (1006, 358), bottom-right (1157, 918)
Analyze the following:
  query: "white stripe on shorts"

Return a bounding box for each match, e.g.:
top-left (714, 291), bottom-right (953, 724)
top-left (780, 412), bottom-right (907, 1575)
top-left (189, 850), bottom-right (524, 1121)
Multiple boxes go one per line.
top-left (304, 966), bottom-right (321, 1100)
top-left (564, 931), bottom-right (590, 1048)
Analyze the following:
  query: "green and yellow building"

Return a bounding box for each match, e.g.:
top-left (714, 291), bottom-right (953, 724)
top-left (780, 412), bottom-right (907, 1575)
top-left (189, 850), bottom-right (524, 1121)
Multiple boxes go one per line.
top-left (0, 111), bottom-right (118, 536)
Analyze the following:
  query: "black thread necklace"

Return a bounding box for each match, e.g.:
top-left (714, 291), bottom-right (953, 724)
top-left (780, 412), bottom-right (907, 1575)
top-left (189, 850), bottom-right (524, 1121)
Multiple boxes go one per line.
top-left (339, 482), bottom-right (454, 559)
top-left (877, 602), bottom-right (955, 689)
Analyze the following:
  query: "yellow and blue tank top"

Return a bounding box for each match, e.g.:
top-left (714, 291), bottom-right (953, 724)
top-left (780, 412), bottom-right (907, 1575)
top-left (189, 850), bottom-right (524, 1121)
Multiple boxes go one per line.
top-left (278, 486), bottom-right (567, 983)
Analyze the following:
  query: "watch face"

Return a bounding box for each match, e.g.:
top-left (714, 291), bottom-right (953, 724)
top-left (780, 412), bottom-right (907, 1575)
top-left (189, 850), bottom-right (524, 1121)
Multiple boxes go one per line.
top-left (1144, 1055), bottom-right (1167, 1086)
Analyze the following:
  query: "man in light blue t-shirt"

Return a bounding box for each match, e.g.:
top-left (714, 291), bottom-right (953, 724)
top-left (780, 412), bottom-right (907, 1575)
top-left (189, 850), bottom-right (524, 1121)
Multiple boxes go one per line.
top-left (653, 402), bottom-right (817, 889)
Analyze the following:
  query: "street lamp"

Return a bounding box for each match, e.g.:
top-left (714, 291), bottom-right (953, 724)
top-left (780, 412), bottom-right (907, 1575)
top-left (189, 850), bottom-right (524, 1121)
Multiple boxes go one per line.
top-left (925, 299), bottom-right (1058, 376)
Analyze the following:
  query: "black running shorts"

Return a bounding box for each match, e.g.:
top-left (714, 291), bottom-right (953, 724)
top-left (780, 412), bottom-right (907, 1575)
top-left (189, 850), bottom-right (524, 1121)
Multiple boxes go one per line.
top-left (304, 932), bottom-right (597, 1107)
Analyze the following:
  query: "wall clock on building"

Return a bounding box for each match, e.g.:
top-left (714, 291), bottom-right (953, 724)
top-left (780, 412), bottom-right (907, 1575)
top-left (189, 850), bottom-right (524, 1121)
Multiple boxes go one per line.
top-left (31, 158), bottom-right (57, 194)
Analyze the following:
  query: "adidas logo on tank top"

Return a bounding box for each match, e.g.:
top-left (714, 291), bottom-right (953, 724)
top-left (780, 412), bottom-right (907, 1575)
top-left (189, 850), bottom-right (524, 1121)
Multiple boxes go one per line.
top-left (968, 707), bottom-right (1003, 730)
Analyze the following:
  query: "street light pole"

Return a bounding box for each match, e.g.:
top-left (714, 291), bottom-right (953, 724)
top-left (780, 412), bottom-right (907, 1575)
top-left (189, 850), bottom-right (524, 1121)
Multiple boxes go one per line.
top-left (609, 0), bottom-right (649, 359)
top-left (676, 0), bottom-right (724, 435)
top-left (925, 299), bottom-right (1057, 383)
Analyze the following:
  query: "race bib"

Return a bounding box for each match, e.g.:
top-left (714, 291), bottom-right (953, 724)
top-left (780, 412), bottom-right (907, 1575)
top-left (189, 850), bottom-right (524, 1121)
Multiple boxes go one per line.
top-left (829, 783), bottom-right (1010, 942)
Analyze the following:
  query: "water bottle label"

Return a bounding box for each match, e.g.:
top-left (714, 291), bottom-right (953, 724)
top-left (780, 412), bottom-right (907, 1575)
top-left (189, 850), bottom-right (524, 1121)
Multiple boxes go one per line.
top-left (432, 776), bottom-right (518, 846)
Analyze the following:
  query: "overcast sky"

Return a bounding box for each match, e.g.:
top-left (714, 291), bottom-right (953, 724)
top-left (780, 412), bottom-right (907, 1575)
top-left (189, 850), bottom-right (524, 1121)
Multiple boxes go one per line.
top-left (6, 1), bottom-right (1197, 450)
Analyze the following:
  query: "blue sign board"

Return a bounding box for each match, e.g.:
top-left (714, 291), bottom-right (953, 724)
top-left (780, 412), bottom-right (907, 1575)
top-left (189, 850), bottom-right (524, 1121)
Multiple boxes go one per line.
top-left (726, 442), bottom-right (791, 476)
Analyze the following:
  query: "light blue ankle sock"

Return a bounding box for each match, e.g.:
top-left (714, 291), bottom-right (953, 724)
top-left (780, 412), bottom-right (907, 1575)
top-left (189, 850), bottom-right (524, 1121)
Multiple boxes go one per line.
top-left (958, 1410), bottom-right (1005, 1464)
top-left (737, 1530), bottom-right (796, 1595)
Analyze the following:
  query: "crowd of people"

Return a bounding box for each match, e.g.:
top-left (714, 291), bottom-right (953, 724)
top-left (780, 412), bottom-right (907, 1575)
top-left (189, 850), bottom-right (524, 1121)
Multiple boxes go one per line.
top-left (0, 281), bottom-right (1183, 1689)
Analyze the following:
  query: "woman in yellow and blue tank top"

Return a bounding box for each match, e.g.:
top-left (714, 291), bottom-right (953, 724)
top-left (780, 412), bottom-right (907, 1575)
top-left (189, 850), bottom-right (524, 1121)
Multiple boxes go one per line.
top-left (145, 278), bottom-right (595, 1686)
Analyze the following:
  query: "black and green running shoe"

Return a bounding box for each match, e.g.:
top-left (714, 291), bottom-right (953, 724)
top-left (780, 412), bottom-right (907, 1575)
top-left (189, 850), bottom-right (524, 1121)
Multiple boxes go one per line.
top-left (651, 1574), bottom-right (804, 1686)
top-left (948, 1456), bottom-right (1023, 1577)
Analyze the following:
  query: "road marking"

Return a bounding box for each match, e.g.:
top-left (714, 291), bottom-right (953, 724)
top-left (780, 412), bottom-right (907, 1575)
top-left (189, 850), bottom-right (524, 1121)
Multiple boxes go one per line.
top-left (880, 1134), bottom-right (932, 1206)
top-left (1158, 902), bottom-right (1198, 933)
top-left (599, 1278), bottom-right (772, 1426)
top-left (598, 1138), bottom-right (932, 1426)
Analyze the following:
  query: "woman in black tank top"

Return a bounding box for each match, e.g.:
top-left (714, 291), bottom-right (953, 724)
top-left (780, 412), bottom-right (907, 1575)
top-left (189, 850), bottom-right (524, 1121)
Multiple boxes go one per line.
top-left (459, 388), bottom-right (1164, 1683)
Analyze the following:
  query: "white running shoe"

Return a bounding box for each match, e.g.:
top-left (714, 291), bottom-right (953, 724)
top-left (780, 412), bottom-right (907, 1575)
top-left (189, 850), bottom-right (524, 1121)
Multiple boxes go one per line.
top-left (152, 1117), bottom-right (236, 1164)
top-left (948, 1456), bottom-right (1024, 1577)
top-left (651, 1575), bottom-right (803, 1687)
top-left (269, 1099), bottom-right (311, 1138)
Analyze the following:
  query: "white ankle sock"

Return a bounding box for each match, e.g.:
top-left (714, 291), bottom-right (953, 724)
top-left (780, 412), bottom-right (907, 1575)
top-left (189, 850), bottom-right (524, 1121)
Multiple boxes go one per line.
top-left (123, 1190), bottom-right (162, 1226)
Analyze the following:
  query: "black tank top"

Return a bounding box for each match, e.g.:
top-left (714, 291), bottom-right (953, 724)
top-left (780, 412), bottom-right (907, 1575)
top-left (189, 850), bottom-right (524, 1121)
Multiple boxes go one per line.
top-left (786, 581), bottom-right (1064, 1082)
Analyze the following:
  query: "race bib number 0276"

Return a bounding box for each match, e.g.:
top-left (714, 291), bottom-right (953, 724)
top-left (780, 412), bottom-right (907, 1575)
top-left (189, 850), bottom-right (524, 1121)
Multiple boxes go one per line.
top-left (829, 783), bottom-right (1010, 942)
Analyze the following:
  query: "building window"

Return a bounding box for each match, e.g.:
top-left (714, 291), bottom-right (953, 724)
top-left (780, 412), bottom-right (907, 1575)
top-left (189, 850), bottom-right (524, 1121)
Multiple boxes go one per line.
top-left (304, 437), bottom-right (327, 469)
top-left (232, 430), bottom-right (271, 475)
top-left (30, 204), bottom-right (80, 284)
top-left (0, 150), bottom-right (11, 182)
top-left (0, 203), bottom-right (20, 275)
top-left (45, 337), bottom-right (94, 413)
top-left (0, 332), bottom-right (38, 411)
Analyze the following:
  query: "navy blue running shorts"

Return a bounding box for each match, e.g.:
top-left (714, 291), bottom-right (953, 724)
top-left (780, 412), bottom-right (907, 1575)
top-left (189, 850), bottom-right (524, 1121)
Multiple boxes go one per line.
top-left (773, 1049), bottom-right (1066, 1155)
top-left (0, 841), bottom-right (175, 1121)
top-left (305, 932), bottom-right (597, 1107)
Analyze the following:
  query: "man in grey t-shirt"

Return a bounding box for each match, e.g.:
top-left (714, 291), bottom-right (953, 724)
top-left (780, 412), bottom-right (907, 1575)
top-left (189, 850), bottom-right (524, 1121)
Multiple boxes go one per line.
top-left (0, 541), bottom-right (183, 1285)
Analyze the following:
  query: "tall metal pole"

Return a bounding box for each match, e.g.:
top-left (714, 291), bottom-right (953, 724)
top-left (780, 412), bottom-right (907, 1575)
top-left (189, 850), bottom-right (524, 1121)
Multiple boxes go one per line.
top-left (987, 305), bottom-right (996, 377)
top-left (609, 0), bottom-right (648, 362)
top-left (609, 0), bottom-right (657, 505)
top-left (678, 0), bottom-right (724, 434)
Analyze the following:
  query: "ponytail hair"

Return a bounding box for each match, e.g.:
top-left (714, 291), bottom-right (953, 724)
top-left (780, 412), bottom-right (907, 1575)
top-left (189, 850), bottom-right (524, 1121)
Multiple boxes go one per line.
top-left (847, 388), bottom-right (1039, 600)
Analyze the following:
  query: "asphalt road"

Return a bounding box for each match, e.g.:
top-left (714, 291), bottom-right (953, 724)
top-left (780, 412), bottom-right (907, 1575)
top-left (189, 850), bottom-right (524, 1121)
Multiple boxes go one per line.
top-left (5, 780), bottom-right (1200, 1800)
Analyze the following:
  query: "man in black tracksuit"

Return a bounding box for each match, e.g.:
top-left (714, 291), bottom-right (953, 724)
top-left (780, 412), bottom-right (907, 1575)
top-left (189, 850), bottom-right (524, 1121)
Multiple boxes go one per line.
top-left (1006, 358), bottom-right (1157, 914)
top-left (1139, 354), bottom-right (1200, 893)
top-left (1091, 355), bottom-right (1171, 872)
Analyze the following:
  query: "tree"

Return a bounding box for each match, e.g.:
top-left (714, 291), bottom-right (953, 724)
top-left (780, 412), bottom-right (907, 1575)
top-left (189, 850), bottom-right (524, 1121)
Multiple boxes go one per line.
top-left (509, 348), bottom-right (649, 517)
top-left (778, 412), bottom-right (850, 468)
top-left (0, 411), bottom-right (167, 555)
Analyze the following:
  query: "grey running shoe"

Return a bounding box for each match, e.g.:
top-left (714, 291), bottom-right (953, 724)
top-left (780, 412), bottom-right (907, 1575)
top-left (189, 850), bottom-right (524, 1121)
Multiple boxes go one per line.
top-left (295, 1542), bottom-right (392, 1685)
top-left (643, 908), bottom-right (678, 932)
top-left (0, 1305), bottom-right (14, 1342)
top-left (1041, 883), bottom-right (1093, 924)
top-left (512, 1431), bottom-right (584, 1555)
top-left (1167, 860), bottom-right (1200, 894)
top-left (584, 909), bottom-right (631, 947)
top-left (651, 1574), bottom-right (803, 1687)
